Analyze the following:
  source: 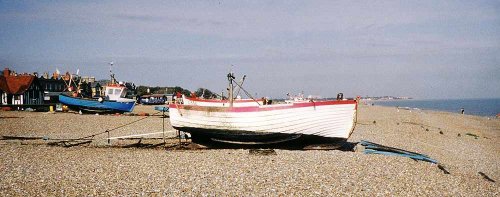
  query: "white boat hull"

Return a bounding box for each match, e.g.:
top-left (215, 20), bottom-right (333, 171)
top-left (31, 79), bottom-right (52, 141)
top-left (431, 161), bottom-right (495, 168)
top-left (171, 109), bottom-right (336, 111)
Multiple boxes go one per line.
top-left (169, 100), bottom-right (357, 144)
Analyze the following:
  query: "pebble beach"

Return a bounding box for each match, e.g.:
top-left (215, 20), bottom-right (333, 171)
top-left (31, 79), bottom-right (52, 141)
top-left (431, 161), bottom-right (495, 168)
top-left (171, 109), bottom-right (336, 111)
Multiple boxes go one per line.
top-left (0, 104), bottom-right (498, 196)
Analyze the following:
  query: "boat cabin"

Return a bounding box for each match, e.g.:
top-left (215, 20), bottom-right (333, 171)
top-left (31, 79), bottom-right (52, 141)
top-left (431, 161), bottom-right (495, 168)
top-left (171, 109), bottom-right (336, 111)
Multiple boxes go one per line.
top-left (104, 84), bottom-right (127, 101)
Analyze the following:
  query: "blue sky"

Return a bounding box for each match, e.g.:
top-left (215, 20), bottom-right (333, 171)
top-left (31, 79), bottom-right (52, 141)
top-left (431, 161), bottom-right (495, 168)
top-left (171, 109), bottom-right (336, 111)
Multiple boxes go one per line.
top-left (1, 0), bottom-right (499, 99)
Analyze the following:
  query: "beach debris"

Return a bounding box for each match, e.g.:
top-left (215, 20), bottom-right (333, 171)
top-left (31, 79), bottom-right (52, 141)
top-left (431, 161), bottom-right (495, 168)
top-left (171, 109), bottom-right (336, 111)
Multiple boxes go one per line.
top-left (354, 143), bottom-right (365, 152)
top-left (2, 135), bottom-right (43, 140)
top-left (402, 121), bottom-right (432, 128)
top-left (439, 131), bottom-right (443, 134)
top-left (137, 112), bottom-right (150, 116)
top-left (373, 120), bottom-right (376, 124)
top-left (1, 107), bottom-right (12, 111)
top-left (457, 133), bottom-right (461, 137)
top-left (398, 107), bottom-right (411, 110)
top-left (478, 172), bottom-right (496, 183)
top-left (49, 140), bottom-right (93, 147)
top-left (438, 164), bottom-right (450, 174)
top-left (360, 140), bottom-right (438, 164)
top-left (154, 106), bottom-right (169, 112)
top-left (465, 133), bottom-right (479, 139)
top-left (249, 149), bottom-right (277, 156)
top-left (426, 128), bottom-right (429, 131)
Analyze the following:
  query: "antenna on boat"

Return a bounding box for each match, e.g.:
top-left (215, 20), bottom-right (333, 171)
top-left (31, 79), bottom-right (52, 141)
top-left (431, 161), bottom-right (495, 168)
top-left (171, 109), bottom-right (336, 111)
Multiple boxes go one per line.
top-left (226, 65), bottom-right (261, 106)
top-left (76, 69), bottom-right (83, 95)
top-left (109, 61), bottom-right (116, 85)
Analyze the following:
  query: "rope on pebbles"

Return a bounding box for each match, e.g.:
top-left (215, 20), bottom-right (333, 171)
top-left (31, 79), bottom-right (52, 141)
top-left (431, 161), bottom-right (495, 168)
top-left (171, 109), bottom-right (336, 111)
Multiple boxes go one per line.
top-left (48, 111), bottom-right (163, 147)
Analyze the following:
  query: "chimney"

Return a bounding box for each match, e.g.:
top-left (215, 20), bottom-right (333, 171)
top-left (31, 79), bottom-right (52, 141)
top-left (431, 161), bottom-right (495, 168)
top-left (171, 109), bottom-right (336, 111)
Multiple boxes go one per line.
top-left (52, 72), bottom-right (59, 79)
top-left (3, 68), bottom-right (10, 77)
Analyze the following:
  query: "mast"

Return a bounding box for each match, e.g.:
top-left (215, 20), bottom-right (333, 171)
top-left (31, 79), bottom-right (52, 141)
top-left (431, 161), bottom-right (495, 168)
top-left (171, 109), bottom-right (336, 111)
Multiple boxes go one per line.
top-left (109, 61), bottom-right (116, 85)
top-left (227, 72), bottom-right (235, 107)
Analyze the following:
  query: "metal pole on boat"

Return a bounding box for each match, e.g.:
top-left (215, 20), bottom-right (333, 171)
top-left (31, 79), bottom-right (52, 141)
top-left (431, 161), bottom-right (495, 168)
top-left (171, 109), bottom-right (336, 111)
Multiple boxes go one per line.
top-left (227, 72), bottom-right (235, 107)
top-left (109, 61), bottom-right (116, 85)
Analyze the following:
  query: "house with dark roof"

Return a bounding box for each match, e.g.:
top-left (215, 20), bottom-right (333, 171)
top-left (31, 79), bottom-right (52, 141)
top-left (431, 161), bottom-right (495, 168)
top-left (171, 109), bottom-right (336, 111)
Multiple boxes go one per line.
top-left (38, 76), bottom-right (67, 104)
top-left (0, 68), bottom-right (43, 106)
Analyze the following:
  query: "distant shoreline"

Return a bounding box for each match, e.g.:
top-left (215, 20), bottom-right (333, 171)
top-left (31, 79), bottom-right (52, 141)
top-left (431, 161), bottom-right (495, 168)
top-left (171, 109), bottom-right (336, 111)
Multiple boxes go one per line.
top-left (371, 98), bottom-right (500, 117)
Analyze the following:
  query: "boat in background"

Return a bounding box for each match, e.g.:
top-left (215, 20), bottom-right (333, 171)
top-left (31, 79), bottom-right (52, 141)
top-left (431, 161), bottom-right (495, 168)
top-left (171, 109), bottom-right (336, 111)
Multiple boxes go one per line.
top-left (140, 94), bottom-right (166, 105)
top-left (169, 72), bottom-right (358, 149)
top-left (59, 62), bottom-right (136, 113)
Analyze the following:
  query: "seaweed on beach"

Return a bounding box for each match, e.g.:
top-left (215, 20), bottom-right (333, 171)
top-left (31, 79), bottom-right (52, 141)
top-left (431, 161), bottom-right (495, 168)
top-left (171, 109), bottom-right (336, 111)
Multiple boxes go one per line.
top-left (465, 133), bottom-right (479, 139)
top-left (478, 172), bottom-right (495, 182)
top-left (438, 164), bottom-right (450, 174)
top-left (249, 149), bottom-right (277, 156)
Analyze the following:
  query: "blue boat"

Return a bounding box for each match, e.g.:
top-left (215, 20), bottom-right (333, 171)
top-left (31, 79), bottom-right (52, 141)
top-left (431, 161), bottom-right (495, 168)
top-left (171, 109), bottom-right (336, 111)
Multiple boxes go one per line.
top-left (58, 62), bottom-right (136, 113)
top-left (59, 93), bottom-right (135, 113)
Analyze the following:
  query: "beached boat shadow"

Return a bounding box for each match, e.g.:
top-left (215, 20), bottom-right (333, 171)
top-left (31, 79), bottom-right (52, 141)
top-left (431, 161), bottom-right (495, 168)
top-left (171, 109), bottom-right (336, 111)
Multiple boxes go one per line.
top-left (184, 139), bottom-right (358, 151)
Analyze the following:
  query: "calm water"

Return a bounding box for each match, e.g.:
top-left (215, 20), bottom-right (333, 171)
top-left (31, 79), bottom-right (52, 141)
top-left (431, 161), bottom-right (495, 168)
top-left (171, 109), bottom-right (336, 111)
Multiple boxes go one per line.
top-left (374, 98), bottom-right (500, 117)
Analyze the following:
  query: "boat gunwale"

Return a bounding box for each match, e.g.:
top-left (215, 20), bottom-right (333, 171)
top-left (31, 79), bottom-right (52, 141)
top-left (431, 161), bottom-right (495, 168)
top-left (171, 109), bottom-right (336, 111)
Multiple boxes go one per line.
top-left (59, 93), bottom-right (135, 104)
top-left (170, 99), bottom-right (357, 113)
top-left (184, 96), bottom-right (264, 103)
top-left (58, 94), bottom-right (135, 112)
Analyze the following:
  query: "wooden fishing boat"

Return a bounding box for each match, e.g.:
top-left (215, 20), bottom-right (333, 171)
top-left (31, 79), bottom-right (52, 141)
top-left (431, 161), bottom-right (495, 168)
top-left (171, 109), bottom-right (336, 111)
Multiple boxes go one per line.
top-left (169, 73), bottom-right (358, 148)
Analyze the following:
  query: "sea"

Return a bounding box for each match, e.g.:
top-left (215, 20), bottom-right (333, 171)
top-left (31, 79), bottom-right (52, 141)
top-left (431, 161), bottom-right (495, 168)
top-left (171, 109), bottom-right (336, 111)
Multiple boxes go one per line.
top-left (373, 98), bottom-right (500, 117)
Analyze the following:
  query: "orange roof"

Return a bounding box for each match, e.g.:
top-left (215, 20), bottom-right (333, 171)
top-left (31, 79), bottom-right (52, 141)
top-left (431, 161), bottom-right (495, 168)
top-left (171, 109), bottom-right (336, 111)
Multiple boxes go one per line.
top-left (0, 75), bottom-right (36, 94)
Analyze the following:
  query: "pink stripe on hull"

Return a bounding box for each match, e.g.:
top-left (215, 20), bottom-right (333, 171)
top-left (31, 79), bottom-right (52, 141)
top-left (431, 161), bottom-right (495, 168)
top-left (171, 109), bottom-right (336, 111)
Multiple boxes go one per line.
top-left (185, 97), bottom-right (263, 103)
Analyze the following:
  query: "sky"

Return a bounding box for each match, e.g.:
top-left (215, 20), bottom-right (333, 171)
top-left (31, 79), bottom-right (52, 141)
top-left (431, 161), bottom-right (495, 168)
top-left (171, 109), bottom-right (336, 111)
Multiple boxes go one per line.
top-left (0, 0), bottom-right (499, 99)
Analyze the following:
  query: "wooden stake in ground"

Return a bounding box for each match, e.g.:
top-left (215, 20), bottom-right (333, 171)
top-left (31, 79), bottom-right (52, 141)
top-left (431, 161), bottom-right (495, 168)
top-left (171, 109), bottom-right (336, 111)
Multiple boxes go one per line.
top-left (162, 110), bottom-right (165, 144)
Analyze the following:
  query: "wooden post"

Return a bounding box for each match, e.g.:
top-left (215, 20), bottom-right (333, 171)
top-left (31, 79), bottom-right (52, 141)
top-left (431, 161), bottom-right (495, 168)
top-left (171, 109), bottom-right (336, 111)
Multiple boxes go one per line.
top-left (162, 110), bottom-right (165, 144)
top-left (107, 130), bottom-right (110, 145)
top-left (177, 130), bottom-right (181, 147)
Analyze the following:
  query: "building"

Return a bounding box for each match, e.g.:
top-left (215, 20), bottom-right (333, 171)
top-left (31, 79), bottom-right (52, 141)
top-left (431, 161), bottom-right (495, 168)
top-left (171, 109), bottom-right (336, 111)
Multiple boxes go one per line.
top-left (81, 76), bottom-right (96, 83)
top-left (0, 68), bottom-right (43, 106)
top-left (91, 80), bottom-right (108, 97)
top-left (38, 76), bottom-right (67, 104)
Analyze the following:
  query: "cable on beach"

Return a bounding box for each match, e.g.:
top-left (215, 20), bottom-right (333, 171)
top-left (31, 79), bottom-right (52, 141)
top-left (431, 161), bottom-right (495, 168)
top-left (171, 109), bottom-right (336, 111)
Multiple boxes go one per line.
top-left (48, 111), bottom-right (162, 147)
